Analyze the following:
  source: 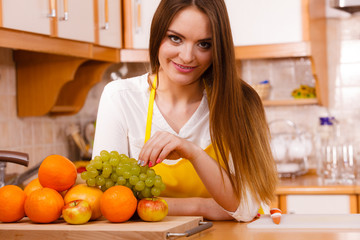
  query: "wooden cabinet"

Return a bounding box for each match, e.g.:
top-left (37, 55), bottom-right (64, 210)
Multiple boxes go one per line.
top-left (1, 0), bottom-right (51, 35)
top-left (284, 194), bottom-right (357, 214)
top-left (56, 0), bottom-right (95, 43)
top-left (225, 0), bottom-right (304, 46)
top-left (277, 174), bottom-right (359, 214)
top-left (96, 0), bottom-right (122, 48)
top-left (123, 0), bottom-right (161, 49)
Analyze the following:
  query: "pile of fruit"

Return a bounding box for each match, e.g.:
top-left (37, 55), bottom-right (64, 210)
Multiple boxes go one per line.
top-left (0, 153), bottom-right (168, 225)
top-left (80, 150), bottom-right (166, 199)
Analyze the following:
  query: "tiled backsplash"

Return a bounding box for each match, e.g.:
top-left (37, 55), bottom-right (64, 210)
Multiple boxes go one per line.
top-left (1, 15), bottom-right (360, 175)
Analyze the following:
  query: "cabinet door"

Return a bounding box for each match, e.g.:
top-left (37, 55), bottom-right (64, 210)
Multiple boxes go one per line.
top-left (1, 0), bottom-right (51, 35)
top-left (124, 0), bottom-right (161, 49)
top-left (285, 195), bottom-right (355, 214)
top-left (56, 0), bottom-right (95, 43)
top-left (97, 0), bottom-right (122, 48)
top-left (225, 0), bottom-right (303, 46)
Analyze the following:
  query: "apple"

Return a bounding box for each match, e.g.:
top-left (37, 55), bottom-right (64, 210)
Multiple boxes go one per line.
top-left (62, 199), bottom-right (92, 224)
top-left (137, 197), bottom-right (168, 222)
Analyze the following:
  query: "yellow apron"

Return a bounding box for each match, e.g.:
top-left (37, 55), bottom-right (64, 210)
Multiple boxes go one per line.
top-left (145, 75), bottom-right (215, 198)
top-left (144, 75), bottom-right (263, 213)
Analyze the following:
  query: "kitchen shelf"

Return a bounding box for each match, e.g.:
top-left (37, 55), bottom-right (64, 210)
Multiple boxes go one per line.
top-left (263, 98), bottom-right (318, 106)
top-left (0, 28), bottom-right (120, 62)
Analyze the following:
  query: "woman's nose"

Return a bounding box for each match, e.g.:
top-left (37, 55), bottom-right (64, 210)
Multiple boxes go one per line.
top-left (179, 44), bottom-right (194, 63)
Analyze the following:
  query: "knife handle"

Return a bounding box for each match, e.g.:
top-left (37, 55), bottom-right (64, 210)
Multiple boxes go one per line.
top-left (166, 221), bottom-right (213, 238)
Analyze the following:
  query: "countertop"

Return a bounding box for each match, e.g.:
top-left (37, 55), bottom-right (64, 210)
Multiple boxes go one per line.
top-left (276, 171), bottom-right (360, 195)
top-left (188, 220), bottom-right (360, 240)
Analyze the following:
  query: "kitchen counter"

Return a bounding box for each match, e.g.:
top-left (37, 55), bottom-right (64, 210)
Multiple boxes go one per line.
top-left (2, 216), bottom-right (360, 240)
top-left (189, 220), bottom-right (360, 240)
top-left (276, 171), bottom-right (360, 195)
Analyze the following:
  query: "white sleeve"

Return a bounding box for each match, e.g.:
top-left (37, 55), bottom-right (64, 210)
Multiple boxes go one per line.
top-left (222, 155), bottom-right (260, 222)
top-left (221, 190), bottom-right (260, 222)
top-left (92, 83), bottom-right (129, 158)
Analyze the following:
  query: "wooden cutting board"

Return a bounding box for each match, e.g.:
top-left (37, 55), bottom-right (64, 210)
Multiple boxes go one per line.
top-left (0, 216), bottom-right (205, 240)
top-left (247, 214), bottom-right (360, 229)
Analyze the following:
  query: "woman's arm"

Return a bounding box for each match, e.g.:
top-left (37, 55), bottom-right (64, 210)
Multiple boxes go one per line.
top-left (138, 131), bottom-right (240, 213)
top-left (163, 197), bottom-right (234, 221)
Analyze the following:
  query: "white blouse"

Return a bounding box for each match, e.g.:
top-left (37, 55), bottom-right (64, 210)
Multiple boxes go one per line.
top-left (92, 73), bottom-right (259, 221)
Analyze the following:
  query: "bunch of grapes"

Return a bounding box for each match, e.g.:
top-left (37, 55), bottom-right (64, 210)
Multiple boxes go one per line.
top-left (80, 150), bottom-right (166, 199)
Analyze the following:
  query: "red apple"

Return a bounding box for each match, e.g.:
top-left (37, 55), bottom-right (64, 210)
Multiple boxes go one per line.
top-left (137, 197), bottom-right (168, 222)
top-left (62, 199), bottom-right (92, 224)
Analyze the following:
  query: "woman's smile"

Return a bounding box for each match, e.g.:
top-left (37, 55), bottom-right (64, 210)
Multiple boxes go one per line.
top-left (172, 61), bottom-right (197, 73)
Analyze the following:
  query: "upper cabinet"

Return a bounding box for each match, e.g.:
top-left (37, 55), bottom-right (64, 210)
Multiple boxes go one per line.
top-left (96, 0), bottom-right (122, 48)
top-left (123, 0), bottom-right (161, 49)
top-left (56, 0), bottom-right (95, 43)
top-left (226, 0), bottom-right (304, 46)
top-left (1, 0), bottom-right (51, 35)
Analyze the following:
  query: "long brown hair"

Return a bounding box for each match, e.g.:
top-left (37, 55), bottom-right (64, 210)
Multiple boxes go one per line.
top-left (149, 0), bottom-right (278, 206)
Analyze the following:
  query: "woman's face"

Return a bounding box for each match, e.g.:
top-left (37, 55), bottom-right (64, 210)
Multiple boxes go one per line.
top-left (158, 6), bottom-right (213, 86)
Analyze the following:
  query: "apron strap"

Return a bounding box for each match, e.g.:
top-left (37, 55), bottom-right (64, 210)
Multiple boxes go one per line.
top-left (145, 75), bottom-right (157, 143)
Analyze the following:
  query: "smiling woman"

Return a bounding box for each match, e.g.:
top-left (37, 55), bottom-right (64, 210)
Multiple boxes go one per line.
top-left (92, 0), bottom-right (278, 222)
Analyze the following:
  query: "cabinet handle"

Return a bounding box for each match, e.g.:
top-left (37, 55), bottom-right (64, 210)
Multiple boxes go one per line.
top-left (48, 0), bottom-right (56, 18)
top-left (135, 0), bottom-right (141, 33)
top-left (102, 0), bottom-right (109, 30)
top-left (60, 0), bottom-right (69, 21)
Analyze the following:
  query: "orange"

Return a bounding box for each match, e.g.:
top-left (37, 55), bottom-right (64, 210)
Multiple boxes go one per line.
top-left (0, 185), bottom-right (26, 222)
top-left (64, 184), bottom-right (104, 220)
top-left (24, 187), bottom-right (64, 223)
top-left (38, 154), bottom-right (77, 192)
top-left (100, 186), bottom-right (137, 223)
top-left (24, 178), bottom-right (43, 197)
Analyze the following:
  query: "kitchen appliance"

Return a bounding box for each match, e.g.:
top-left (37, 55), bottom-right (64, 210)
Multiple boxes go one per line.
top-left (269, 119), bottom-right (312, 178)
top-left (331, 0), bottom-right (360, 14)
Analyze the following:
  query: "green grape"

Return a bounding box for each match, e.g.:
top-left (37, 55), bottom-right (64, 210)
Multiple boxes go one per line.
top-left (130, 165), bottom-right (141, 176)
top-left (129, 175), bottom-right (139, 185)
top-left (101, 166), bottom-right (112, 178)
top-left (123, 171), bottom-right (131, 179)
top-left (117, 176), bottom-right (126, 185)
top-left (160, 182), bottom-right (166, 191)
top-left (139, 173), bottom-right (147, 181)
top-left (87, 178), bottom-right (96, 187)
top-left (146, 169), bottom-right (156, 178)
top-left (151, 187), bottom-right (161, 197)
top-left (140, 165), bottom-right (149, 173)
top-left (119, 154), bottom-right (129, 163)
top-left (88, 168), bottom-right (99, 178)
top-left (135, 180), bottom-right (145, 191)
top-left (92, 159), bottom-right (103, 170)
top-left (100, 150), bottom-right (111, 162)
top-left (81, 171), bottom-right (90, 180)
top-left (109, 156), bottom-right (120, 166)
top-left (105, 179), bottom-right (114, 189)
top-left (110, 150), bottom-right (120, 158)
top-left (86, 164), bottom-right (96, 171)
top-left (141, 187), bottom-right (152, 198)
top-left (95, 175), bottom-right (106, 186)
top-left (116, 165), bottom-right (126, 175)
top-left (88, 151), bottom-right (166, 197)
top-left (125, 181), bottom-right (132, 189)
top-left (154, 178), bottom-right (162, 188)
top-left (145, 177), bottom-right (154, 187)
top-left (110, 173), bottom-right (119, 182)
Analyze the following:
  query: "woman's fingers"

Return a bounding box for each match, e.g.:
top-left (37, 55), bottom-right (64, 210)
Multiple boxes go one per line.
top-left (138, 131), bottom-right (184, 167)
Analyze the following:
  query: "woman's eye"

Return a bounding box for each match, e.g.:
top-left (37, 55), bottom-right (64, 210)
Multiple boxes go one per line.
top-left (198, 41), bottom-right (211, 49)
top-left (168, 35), bottom-right (181, 44)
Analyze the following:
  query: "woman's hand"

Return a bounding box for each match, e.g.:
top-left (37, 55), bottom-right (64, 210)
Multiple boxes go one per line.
top-left (138, 131), bottom-right (202, 167)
